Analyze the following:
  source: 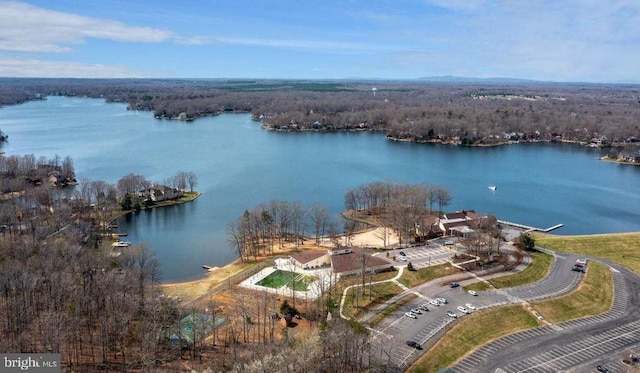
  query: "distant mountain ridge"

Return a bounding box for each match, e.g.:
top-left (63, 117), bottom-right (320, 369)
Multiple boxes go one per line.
top-left (417, 75), bottom-right (539, 84)
top-left (416, 75), bottom-right (639, 85)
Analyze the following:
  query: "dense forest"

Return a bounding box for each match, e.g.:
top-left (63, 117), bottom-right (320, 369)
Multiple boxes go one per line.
top-left (1, 78), bottom-right (639, 157)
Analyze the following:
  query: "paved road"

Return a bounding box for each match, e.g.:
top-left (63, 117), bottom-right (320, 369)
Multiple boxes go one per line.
top-left (450, 258), bottom-right (640, 373)
top-left (364, 244), bottom-right (640, 372)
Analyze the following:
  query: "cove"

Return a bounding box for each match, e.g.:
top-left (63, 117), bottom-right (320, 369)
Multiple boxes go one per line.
top-left (1, 96), bottom-right (639, 281)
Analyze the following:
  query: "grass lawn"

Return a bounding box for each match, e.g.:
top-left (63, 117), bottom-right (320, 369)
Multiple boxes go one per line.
top-left (464, 281), bottom-right (491, 292)
top-left (398, 263), bottom-right (460, 288)
top-left (489, 251), bottom-right (553, 289)
top-left (407, 305), bottom-right (540, 373)
top-left (342, 281), bottom-right (404, 319)
top-left (532, 261), bottom-right (613, 323)
top-left (534, 232), bottom-right (640, 274)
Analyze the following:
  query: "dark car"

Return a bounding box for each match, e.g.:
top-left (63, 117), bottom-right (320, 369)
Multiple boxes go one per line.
top-left (572, 266), bottom-right (585, 272)
top-left (406, 340), bottom-right (422, 349)
top-left (597, 366), bottom-right (610, 373)
top-left (449, 282), bottom-right (460, 288)
top-left (399, 251), bottom-right (406, 256)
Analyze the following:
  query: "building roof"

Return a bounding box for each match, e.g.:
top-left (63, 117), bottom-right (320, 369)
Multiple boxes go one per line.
top-left (330, 248), bottom-right (392, 274)
top-left (443, 210), bottom-right (478, 221)
top-left (290, 251), bottom-right (327, 265)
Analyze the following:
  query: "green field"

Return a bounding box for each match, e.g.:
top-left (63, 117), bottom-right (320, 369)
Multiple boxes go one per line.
top-left (256, 270), bottom-right (315, 291)
top-left (534, 232), bottom-right (640, 274)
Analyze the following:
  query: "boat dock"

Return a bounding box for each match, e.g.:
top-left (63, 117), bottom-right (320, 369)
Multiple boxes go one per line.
top-left (498, 220), bottom-right (563, 233)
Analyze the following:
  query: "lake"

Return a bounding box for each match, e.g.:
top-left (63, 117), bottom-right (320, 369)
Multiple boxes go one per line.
top-left (1, 96), bottom-right (639, 281)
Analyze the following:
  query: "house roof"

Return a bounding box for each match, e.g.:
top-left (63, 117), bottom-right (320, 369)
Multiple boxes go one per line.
top-left (330, 248), bottom-right (392, 274)
top-left (441, 210), bottom-right (481, 229)
top-left (422, 215), bottom-right (440, 226)
top-left (290, 251), bottom-right (327, 265)
top-left (443, 210), bottom-right (478, 221)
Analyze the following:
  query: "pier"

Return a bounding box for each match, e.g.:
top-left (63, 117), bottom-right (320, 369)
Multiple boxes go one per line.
top-left (498, 220), bottom-right (563, 233)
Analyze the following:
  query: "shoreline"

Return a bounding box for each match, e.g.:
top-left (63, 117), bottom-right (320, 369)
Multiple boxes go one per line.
top-left (108, 190), bottom-right (201, 227)
top-left (158, 222), bottom-right (639, 303)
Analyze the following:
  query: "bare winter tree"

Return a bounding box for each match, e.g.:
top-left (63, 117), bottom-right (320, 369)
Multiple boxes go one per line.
top-left (186, 171), bottom-right (198, 192)
top-left (308, 203), bottom-right (331, 246)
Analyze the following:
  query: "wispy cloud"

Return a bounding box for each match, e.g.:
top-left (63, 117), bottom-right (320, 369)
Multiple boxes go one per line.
top-left (0, 56), bottom-right (156, 78)
top-left (0, 1), bottom-right (174, 53)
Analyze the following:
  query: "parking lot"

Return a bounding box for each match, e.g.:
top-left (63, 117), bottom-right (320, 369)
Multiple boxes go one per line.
top-left (369, 250), bottom-right (597, 370)
top-left (387, 240), bottom-right (456, 268)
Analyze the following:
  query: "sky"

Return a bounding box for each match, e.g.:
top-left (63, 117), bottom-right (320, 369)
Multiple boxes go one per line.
top-left (0, 0), bottom-right (638, 83)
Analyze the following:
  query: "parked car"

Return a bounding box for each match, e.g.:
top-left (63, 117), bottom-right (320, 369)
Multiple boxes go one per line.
top-left (418, 305), bottom-right (429, 312)
top-left (465, 303), bottom-right (476, 310)
top-left (597, 366), bottom-right (611, 373)
top-left (410, 308), bottom-right (422, 315)
top-left (446, 311), bottom-right (457, 318)
top-left (399, 251), bottom-right (406, 256)
top-left (444, 240), bottom-right (454, 245)
top-left (405, 312), bottom-right (417, 319)
top-left (429, 299), bottom-right (440, 306)
top-left (436, 297), bottom-right (447, 304)
top-left (468, 290), bottom-right (478, 296)
top-left (399, 256), bottom-right (408, 262)
top-left (449, 282), bottom-right (460, 288)
top-left (572, 265), bottom-right (585, 272)
top-left (406, 340), bottom-right (422, 349)
top-left (457, 306), bottom-right (469, 314)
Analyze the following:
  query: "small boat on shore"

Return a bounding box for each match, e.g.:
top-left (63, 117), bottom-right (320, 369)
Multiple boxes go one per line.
top-left (112, 241), bottom-right (131, 248)
top-left (488, 185), bottom-right (497, 191)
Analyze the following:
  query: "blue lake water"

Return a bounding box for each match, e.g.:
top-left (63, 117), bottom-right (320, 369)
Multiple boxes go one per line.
top-left (1, 96), bottom-right (639, 281)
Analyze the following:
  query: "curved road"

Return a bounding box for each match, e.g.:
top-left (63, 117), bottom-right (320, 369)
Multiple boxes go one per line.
top-left (365, 249), bottom-right (637, 372)
top-left (451, 255), bottom-right (640, 373)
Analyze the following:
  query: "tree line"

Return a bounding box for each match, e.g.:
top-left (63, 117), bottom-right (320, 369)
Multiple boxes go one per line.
top-left (2, 78), bottom-right (639, 151)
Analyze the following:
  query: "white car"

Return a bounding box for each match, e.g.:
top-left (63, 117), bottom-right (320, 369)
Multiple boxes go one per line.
top-left (446, 311), bottom-right (457, 318)
top-left (405, 312), bottom-right (417, 319)
top-left (398, 256), bottom-right (408, 262)
top-left (465, 303), bottom-right (476, 310)
top-left (429, 299), bottom-right (441, 306)
top-left (436, 297), bottom-right (447, 304)
top-left (410, 308), bottom-right (422, 315)
top-left (457, 306), bottom-right (469, 314)
top-left (468, 290), bottom-right (478, 296)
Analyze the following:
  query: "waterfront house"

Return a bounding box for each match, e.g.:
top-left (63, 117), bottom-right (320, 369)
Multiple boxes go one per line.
top-left (141, 185), bottom-right (183, 202)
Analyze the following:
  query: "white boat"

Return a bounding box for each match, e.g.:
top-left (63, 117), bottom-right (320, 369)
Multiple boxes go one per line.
top-left (111, 241), bottom-right (131, 248)
top-left (488, 185), bottom-right (497, 191)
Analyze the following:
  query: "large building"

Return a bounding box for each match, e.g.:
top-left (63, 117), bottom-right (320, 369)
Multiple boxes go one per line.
top-left (289, 247), bottom-right (394, 280)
